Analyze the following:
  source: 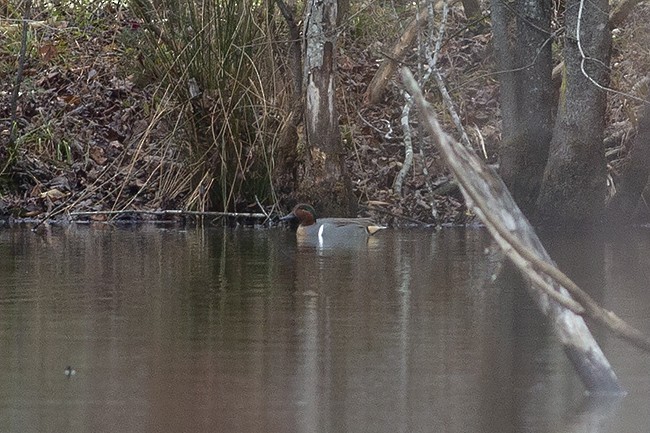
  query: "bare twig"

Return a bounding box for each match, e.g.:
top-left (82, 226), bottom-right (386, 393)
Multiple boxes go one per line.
top-left (428, 0), bottom-right (473, 150)
top-left (394, 1), bottom-right (435, 202)
top-left (394, 96), bottom-right (414, 196)
top-left (418, 147), bottom-right (439, 222)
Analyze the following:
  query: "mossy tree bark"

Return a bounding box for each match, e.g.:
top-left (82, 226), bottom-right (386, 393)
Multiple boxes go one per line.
top-left (535, 0), bottom-right (611, 225)
top-left (300, 0), bottom-right (355, 216)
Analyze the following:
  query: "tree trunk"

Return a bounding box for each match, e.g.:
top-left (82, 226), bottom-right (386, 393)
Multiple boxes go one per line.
top-left (301, 0), bottom-right (355, 216)
top-left (496, 0), bottom-right (553, 216)
top-left (490, 0), bottom-right (517, 138)
top-left (274, 0), bottom-right (303, 195)
top-left (536, 0), bottom-right (611, 226)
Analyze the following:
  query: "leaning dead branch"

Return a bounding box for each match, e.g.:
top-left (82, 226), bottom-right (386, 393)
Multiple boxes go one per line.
top-left (401, 67), bottom-right (650, 393)
top-left (408, 72), bottom-right (650, 353)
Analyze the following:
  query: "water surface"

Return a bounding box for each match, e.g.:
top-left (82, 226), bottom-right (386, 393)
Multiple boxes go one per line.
top-left (0, 224), bottom-right (649, 433)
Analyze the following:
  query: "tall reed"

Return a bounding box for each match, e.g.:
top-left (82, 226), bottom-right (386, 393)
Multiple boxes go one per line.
top-left (130, 0), bottom-right (279, 211)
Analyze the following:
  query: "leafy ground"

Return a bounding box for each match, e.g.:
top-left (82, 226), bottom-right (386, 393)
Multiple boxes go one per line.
top-left (0, 3), bottom-right (648, 226)
top-left (0, 6), bottom-right (164, 221)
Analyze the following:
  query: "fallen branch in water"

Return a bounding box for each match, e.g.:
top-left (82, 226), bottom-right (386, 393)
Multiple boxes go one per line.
top-left (401, 67), bottom-right (649, 394)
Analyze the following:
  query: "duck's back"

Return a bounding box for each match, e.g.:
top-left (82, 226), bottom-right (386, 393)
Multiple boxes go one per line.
top-left (296, 217), bottom-right (385, 241)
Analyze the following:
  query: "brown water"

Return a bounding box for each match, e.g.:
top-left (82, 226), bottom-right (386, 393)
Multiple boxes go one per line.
top-left (0, 224), bottom-right (649, 433)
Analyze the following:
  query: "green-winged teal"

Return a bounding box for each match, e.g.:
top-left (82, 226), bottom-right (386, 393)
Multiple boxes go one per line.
top-left (280, 203), bottom-right (386, 243)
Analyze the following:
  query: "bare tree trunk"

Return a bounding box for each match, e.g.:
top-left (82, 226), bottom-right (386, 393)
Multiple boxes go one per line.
top-left (274, 0), bottom-right (303, 194)
top-left (490, 0), bottom-right (517, 141)
top-left (536, 0), bottom-right (611, 225)
top-left (496, 0), bottom-right (553, 216)
top-left (301, 0), bottom-right (354, 215)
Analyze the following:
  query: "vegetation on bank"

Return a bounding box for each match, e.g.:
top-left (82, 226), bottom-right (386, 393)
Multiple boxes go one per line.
top-left (0, 0), bottom-right (648, 225)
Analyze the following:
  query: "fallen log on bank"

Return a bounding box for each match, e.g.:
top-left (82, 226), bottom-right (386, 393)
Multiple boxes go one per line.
top-left (401, 67), bottom-right (650, 394)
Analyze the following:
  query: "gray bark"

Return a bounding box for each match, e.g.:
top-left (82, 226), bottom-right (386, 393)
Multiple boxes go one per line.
top-left (491, 0), bottom-right (517, 140)
top-left (536, 0), bottom-right (611, 225)
top-left (496, 0), bottom-right (553, 216)
top-left (275, 0), bottom-right (303, 192)
top-left (301, 0), bottom-right (354, 216)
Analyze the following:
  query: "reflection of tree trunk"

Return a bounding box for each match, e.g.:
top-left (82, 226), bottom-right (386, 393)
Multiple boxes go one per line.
top-left (606, 101), bottom-right (650, 223)
top-left (536, 0), bottom-right (611, 225)
top-left (301, 0), bottom-right (354, 216)
top-left (496, 0), bottom-right (553, 217)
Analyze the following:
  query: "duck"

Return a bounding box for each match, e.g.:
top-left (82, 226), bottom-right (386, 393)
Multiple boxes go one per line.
top-left (280, 203), bottom-right (386, 243)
